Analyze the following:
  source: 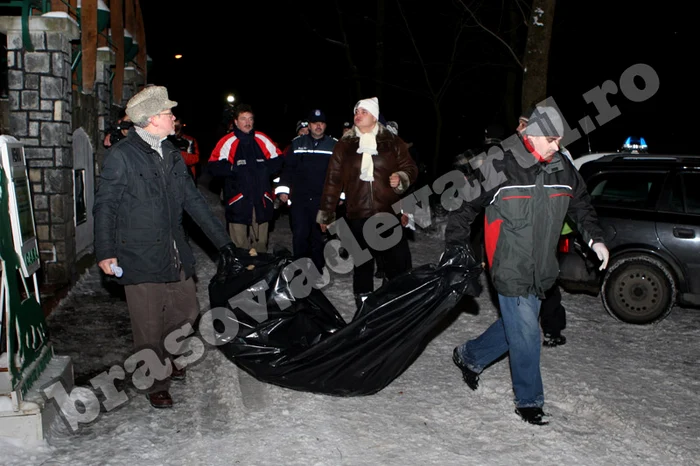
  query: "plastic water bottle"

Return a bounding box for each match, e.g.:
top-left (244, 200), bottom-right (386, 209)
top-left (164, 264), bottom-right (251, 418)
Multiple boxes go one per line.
top-left (110, 263), bottom-right (123, 278)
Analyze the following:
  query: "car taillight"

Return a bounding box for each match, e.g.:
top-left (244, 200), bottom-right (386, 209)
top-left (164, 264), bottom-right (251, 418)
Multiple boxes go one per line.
top-left (558, 236), bottom-right (570, 254)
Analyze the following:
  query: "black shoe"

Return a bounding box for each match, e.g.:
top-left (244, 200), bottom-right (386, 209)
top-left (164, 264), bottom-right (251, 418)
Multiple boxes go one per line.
top-left (147, 390), bottom-right (173, 409)
top-left (515, 407), bottom-right (549, 425)
top-left (171, 366), bottom-right (186, 381)
top-left (543, 334), bottom-right (567, 347)
top-left (452, 348), bottom-right (479, 390)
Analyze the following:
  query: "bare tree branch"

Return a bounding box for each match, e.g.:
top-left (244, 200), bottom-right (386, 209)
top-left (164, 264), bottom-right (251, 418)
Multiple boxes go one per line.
top-left (456, 0), bottom-right (524, 69)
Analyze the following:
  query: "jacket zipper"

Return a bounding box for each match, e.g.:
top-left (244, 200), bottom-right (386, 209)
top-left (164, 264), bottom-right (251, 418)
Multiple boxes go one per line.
top-left (532, 168), bottom-right (544, 295)
top-left (155, 150), bottom-right (178, 275)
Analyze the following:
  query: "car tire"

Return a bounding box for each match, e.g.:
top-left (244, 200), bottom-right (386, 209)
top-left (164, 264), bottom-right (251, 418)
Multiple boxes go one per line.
top-left (601, 255), bottom-right (677, 324)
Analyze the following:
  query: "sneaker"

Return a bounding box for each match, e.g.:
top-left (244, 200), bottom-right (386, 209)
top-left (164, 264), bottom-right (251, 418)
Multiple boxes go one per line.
top-left (452, 348), bottom-right (479, 390)
top-left (515, 407), bottom-right (549, 425)
top-left (543, 334), bottom-right (567, 347)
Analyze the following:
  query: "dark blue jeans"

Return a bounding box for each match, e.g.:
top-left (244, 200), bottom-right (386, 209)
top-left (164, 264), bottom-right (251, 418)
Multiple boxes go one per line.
top-left (457, 294), bottom-right (544, 408)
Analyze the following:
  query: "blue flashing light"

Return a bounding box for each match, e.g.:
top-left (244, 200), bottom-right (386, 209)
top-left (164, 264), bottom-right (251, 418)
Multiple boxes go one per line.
top-left (622, 136), bottom-right (648, 153)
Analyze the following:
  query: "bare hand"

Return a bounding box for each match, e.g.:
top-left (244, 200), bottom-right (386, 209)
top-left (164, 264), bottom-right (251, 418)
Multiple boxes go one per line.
top-left (320, 224), bottom-right (328, 233)
top-left (389, 173), bottom-right (400, 188)
top-left (98, 258), bottom-right (118, 275)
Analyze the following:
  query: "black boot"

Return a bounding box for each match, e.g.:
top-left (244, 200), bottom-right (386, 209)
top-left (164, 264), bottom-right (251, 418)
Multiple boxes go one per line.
top-left (452, 348), bottom-right (479, 390)
top-left (543, 333), bottom-right (567, 347)
top-left (515, 407), bottom-right (549, 425)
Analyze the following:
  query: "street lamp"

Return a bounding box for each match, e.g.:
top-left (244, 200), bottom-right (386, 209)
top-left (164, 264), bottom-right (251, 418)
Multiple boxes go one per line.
top-left (226, 94), bottom-right (235, 104)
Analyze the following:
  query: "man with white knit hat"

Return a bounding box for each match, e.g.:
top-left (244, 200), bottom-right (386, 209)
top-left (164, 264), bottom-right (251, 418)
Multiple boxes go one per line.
top-left (317, 97), bottom-right (419, 309)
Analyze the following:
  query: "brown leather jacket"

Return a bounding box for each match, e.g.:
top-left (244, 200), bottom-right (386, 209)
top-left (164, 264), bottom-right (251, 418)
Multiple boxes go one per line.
top-left (317, 124), bottom-right (418, 223)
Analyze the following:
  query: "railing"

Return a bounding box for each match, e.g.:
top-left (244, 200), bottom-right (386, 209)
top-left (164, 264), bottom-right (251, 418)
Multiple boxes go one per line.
top-left (0, 0), bottom-right (50, 52)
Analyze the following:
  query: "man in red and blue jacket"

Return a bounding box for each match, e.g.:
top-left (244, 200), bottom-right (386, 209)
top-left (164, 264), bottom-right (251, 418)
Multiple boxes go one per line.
top-left (208, 103), bottom-right (283, 253)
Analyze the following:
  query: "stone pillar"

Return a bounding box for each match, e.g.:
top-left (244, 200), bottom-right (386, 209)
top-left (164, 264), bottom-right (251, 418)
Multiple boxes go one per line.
top-left (95, 46), bottom-right (114, 171)
top-left (122, 65), bottom-right (144, 105)
top-left (0, 14), bottom-right (80, 285)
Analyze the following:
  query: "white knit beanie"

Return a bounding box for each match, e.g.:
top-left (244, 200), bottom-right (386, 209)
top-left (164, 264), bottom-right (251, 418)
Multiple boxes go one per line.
top-left (354, 97), bottom-right (379, 120)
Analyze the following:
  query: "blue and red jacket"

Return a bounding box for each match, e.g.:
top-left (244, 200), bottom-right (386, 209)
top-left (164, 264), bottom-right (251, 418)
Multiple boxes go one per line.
top-left (208, 128), bottom-right (283, 225)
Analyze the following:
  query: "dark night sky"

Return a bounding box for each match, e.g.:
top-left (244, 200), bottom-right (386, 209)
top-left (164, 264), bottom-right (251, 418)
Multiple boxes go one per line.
top-left (140, 1), bottom-right (694, 172)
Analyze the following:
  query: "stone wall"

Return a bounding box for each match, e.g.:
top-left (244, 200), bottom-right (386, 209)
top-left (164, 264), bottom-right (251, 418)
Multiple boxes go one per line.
top-left (0, 15), bottom-right (146, 286)
top-left (2, 16), bottom-right (79, 285)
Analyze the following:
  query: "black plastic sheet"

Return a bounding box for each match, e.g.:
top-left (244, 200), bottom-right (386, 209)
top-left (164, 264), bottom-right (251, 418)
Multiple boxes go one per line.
top-left (208, 246), bottom-right (482, 396)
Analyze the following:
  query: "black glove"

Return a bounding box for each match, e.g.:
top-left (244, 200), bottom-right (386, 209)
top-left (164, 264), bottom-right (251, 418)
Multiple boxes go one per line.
top-left (216, 242), bottom-right (240, 282)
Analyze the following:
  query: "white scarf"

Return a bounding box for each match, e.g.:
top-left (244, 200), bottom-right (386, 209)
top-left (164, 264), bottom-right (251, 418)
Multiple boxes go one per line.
top-left (356, 124), bottom-right (379, 182)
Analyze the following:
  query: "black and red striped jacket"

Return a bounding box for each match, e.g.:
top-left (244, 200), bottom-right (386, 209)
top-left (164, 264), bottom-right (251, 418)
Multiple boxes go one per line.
top-left (445, 136), bottom-right (605, 298)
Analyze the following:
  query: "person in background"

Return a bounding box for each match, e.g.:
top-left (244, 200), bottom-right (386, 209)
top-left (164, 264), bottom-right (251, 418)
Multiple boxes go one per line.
top-left (281, 120), bottom-right (310, 156)
top-left (341, 121), bottom-right (352, 136)
top-left (276, 108), bottom-right (337, 279)
top-left (297, 119), bottom-right (310, 137)
top-left (317, 97), bottom-right (418, 309)
top-left (169, 118), bottom-right (200, 180)
top-left (448, 106), bottom-right (609, 425)
top-left (94, 86), bottom-right (237, 409)
top-left (103, 109), bottom-right (132, 148)
top-left (208, 103), bottom-right (283, 253)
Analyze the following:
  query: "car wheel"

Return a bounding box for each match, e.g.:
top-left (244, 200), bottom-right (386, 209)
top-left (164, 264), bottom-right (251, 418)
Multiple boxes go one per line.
top-left (601, 255), bottom-right (677, 324)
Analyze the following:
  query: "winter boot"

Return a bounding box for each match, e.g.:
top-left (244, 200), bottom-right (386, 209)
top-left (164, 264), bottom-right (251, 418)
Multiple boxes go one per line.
top-left (515, 407), bottom-right (549, 426)
top-left (543, 333), bottom-right (567, 347)
top-left (452, 348), bottom-right (479, 390)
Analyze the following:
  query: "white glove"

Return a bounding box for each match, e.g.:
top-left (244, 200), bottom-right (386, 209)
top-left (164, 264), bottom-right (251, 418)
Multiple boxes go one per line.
top-left (591, 242), bottom-right (609, 270)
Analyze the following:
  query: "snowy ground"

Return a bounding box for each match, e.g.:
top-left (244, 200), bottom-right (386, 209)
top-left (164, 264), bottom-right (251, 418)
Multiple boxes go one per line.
top-left (2, 174), bottom-right (699, 466)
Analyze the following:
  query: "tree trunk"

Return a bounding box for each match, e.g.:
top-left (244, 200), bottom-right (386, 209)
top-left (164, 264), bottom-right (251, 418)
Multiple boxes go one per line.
top-left (374, 0), bottom-right (386, 98)
top-left (521, 0), bottom-right (556, 111)
top-left (431, 101), bottom-right (442, 178)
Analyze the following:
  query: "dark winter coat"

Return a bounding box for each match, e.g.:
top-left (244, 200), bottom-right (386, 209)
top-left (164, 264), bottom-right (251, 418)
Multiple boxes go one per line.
top-left (317, 124), bottom-right (418, 224)
top-left (277, 133), bottom-right (337, 201)
top-left (208, 128), bottom-right (283, 225)
top-left (94, 130), bottom-right (230, 285)
top-left (445, 136), bottom-right (605, 298)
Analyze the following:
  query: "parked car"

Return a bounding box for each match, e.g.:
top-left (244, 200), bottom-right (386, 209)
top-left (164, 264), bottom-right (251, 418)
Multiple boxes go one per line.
top-left (558, 151), bottom-right (700, 324)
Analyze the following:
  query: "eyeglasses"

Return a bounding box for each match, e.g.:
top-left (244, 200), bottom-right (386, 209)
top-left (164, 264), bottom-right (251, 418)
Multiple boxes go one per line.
top-left (158, 111), bottom-right (174, 118)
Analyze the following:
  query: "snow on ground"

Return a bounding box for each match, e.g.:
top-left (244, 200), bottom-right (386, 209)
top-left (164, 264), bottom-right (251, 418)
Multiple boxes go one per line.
top-left (2, 174), bottom-right (699, 466)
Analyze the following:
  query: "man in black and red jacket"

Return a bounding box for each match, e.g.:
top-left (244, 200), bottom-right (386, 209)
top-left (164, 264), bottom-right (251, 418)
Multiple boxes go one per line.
top-left (447, 106), bottom-right (610, 426)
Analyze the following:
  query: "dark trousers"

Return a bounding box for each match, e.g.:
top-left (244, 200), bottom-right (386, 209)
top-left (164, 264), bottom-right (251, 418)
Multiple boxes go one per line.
top-left (540, 284), bottom-right (566, 336)
top-left (290, 199), bottom-right (325, 273)
top-left (124, 271), bottom-right (198, 393)
top-left (346, 216), bottom-right (412, 295)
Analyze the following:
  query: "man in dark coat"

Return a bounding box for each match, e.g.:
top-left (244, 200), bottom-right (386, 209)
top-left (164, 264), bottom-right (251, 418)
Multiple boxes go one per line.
top-left (276, 109), bottom-right (337, 277)
top-left (448, 106), bottom-right (610, 425)
top-left (94, 86), bottom-right (236, 409)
